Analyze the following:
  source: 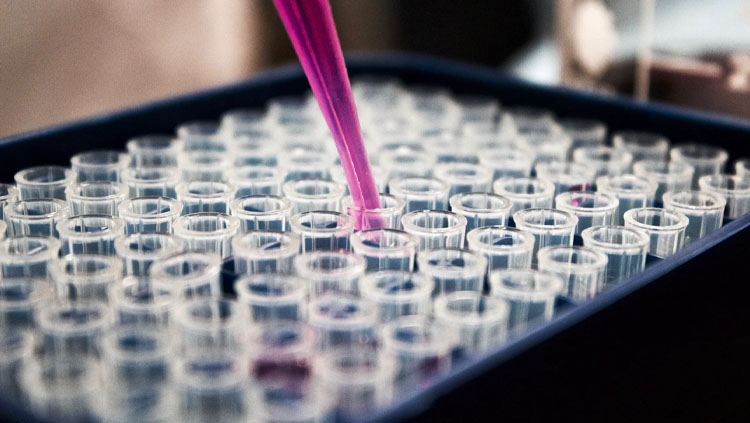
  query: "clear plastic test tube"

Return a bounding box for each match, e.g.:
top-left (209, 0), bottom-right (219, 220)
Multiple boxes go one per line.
top-left (220, 108), bottom-right (267, 133)
top-left (351, 229), bottom-right (417, 272)
top-left (522, 127), bottom-right (572, 164)
top-left (632, 160), bottom-right (694, 204)
top-left (612, 130), bottom-right (670, 162)
top-left (234, 274), bottom-right (307, 322)
top-left (537, 245), bottom-right (608, 301)
top-left (401, 210), bottom-right (467, 251)
top-left (433, 163), bottom-right (493, 196)
top-left (434, 292), bottom-right (509, 354)
top-left (70, 150), bottom-right (129, 182)
top-left (489, 269), bottom-right (563, 334)
top-left (126, 134), bottom-right (183, 167)
top-left (698, 174), bottom-right (750, 219)
top-left (282, 179), bottom-right (345, 215)
top-left (121, 166), bottom-right (180, 198)
top-left (535, 161), bottom-right (596, 195)
top-left (118, 197), bottom-right (182, 234)
top-left (0, 278), bottom-right (51, 329)
top-left (149, 252), bottom-right (222, 298)
top-left (736, 159), bottom-right (750, 177)
top-left (289, 211), bottom-right (354, 253)
top-left (4, 199), bottom-right (70, 237)
top-left (66, 181), bottom-right (129, 216)
top-left (114, 232), bottom-right (183, 276)
top-left (177, 120), bottom-right (226, 152)
top-left (0, 236), bottom-right (60, 278)
top-left (360, 271), bottom-right (432, 322)
top-left (466, 226), bottom-right (535, 272)
top-left (388, 177), bottom-right (450, 213)
top-left (559, 118), bottom-right (607, 154)
top-left (179, 151), bottom-right (231, 182)
top-left (342, 194), bottom-right (405, 230)
top-left (294, 250), bottom-right (365, 297)
top-left (0, 331), bottom-right (33, 403)
top-left (663, 191), bottom-right (725, 244)
top-left (229, 195), bottom-right (292, 232)
top-left (109, 276), bottom-right (174, 327)
top-left (0, 184), bottom-right (18, 221)
top-left (176, 181), bottom-right (237, 214)
top-left (379, 150), bottom-right (437, 181)
top-left (573, 146), bottom-right (633, 177)
top-left (20, 357), bottom-right (101, 420)
top-left (173, 298), bottom-right (246, 354)
top-left (308, 294), bottom-right (377, 350)
top-left (245, 322), bottom-right (316, 393)
top-left (100, 326), bottom-right (171, 389)
top-left (232, 231), bottom-right (299, 275)
top-left (230, 134), bottom-right (278, 167)
top-left (380, 315), bottom-right (453, 386)
top-left (477, 146), bottom-right (535, 179)
top-left (279, 150), bottom-right (335, 181)
top-left (493, 177), bottom-right (555, 215)
top-left (555, 191), bottom-right (619, 234)
top-left (173, 212), bottom-right (239, 258)
top-left (37, 300), bottom-right (110, 356)
top-left (513, 208), bottom-right (577, 264)
top-left (57, 214), bottom-right (124, 255)
top-left (50, 254), bottom-right (123, 303)
top-left (581, 225), bottom-right (649, 284)
top-left (449, 192), bottom-right (512, 231)
top-left (14, 165), bottom-right (75, 200)
top-left (230, 166), bottom-right (286, 197)
top-left (624, 207), bottom-right (688, 258)
top-left (417, 248), bottom-right (487, 295)
top-left (596, 174), bottom-right (657, 224)
top-left (670, 143), bottom-right (729, 188)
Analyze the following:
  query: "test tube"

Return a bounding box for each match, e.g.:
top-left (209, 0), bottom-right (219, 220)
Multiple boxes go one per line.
top-left (176, 181), bottom-right (237, 214)
top-left (50, 254), bottom-right (123, 303)
top-left (513, 208), bottom-right (577, 264)
top-left (20, 357), bottom-right (101, 420)
top-left (229, 195), bottom-right (292, 232)
top-left (433, 163), bottom-right (493, 196)
top-left (179, 151), bottom-right (231, 182)
top-left (554, 191), bottom-right (619, 234)
top-left (121, 166), bottom-right (180, 198)
top-left (433, 292), bottom-right (509, 354)
top-left (489, 269), bottom-right (563, 334)
top-left (360, 271), bottom-right (433, 322)
top-left (417, 248), bottom-right (487, 295)
top-left (294, 250), bottom-right (366, 297)
top-left (0, 331), bottom-right (33, 403)
top-left (149, 252), bottom-right (222, 298)
top-left (388, 177), bottom-right (450, 213)
top-left (109, 276), bottom-right (174, 327)
top-left (423, 131), bottom-right (479, 164)
top-left (126, 134), bottom-right (183, 167)
top-left (70, 150), bottom-right (129, 182)
top-left (308, 294), bottom-right (377, 350)
top-left (173, 298), bottom-right (246, 354)
top-left (663, 191), bottom-right (725, 244)
top-left (698, 174), bottom-right (750, 219)
top-left (449, 192), bottom-right (512, 231)
top-left (351, 229), bottom-right (417, 272)
top-left (572, 146), bottom-right (633, 177)
top-left (331, 164), bottom-right (387, 195)
top-left (400, 210), bottom-right (467, 251)
top-left (114, 232), bottom-right (183, 276)
top-left (343, 194), bottom-right (405, 230)
top-left (670, 143), bottom-right (729, 188)
top-left (632, 160), bottom-right (694, 204)
top-left (466, 226), bottom-right (535, 272)
top-left (37, 301), bottom-right (110, 356)
top-left (380, 315), bottom-right (453, 386)
top-left (508, 106), bottom-right (556, 133)
top-left (282, 179), bottom-right (346, 215)
top-left (173, 212), bottom-right (239, 258)
top-left (100, 327), bottom-right (171, 389)
top-left (0, 236), bottom-right (60, 278)
top-left (0, 278), bottom-right (51, 330)
top-left (118, 197), bottom-right (183, 234)
top-left (379, 150), bottom-right (437, 181)
top-left (736, 159), bottom-right (750, 177)
top-left (477, 146), bottom-right (535, 179)
top-left (231, 135), bottom-right (279, 167)
top-left (493, 177), bottom-right (555, 215)
top-left (57, 214), bottom-right (124, 255)
top-left (0, 184), bottom-right (18, 221)
top-left (612, 130), bottom-right (670, 162)
top-left (234, 274), bottom-right (307, 322)
top-left (534, 161), bottom-right (596, 195)
top-left (176, 121), bottom-right (226, 152)
top-left (559, 118), bottom-right (607, 154)
top-left (279, 150), bottom-right (335, 181)
top-left (232, 231), bottom-right (299, 275)
top-left (522, 127), bottom-right (572, 164)
top-left (580, 225), bottom-right (649, 285)
top-left (66, 181), bottom-right (129, 216)
top-left (596, 174), bottom-right (657, 224)
top-left (4, 199), bottom-right (70, 237)
top-left (289, 211), bottom-right (354, 253)
top-left (623, 207), bottom-right (689, 258)
top-left (537, 245), bottom-right (608, 301)
top-left (0, 220), bottom-right (6, 240)
top-left (245, 322), bottom-right (317, 393)
top-left (14, 165), bottom-right (75, 200)
top-left (230, 166), bottom-right (286, 197)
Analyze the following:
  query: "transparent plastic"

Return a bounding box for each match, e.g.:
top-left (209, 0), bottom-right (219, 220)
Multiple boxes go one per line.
top-left (379, 150), bottom-right (437, 181)
top-left (229, 195), bottom-right (293, 232)
top-left (114, 232), bottom-right (184, 276)
top-left (417, 248), bottom-right (487, 296)
top-left (489, 269), bottom-right (563, 333)
top-left (596, 174), bottom-right (657, 224)
top-left (573, 146), bottom-right (633, 177)
top-left (433, 163), bottom-right (493, 196)
top-left (698, 174), bottom-right (750, 219)
top-left (663, 191), bottom-right (725, 244)
top-left (232, 231), bottom-right (300, 275)
top-left (179, 151), bottom-right (231, 182)
top-left (149, 252), bottom-right (222, 299)
top-left (0, 184), bottom-right (18, 221)
top-left (554, 191), bottom-right (619, 234)
top-left (4, 199), bottom-right (70, 238)
top-left (513, 208), bottom-right (578, 265)
top-left (126, 134), bottom-right (183, 167)
top-left (388, 177), bottom-right (450, 213)
top-left (400, 210), bottom-right (467, 251)
top-left (537, 245), bottom-right (608, 301)
top-left (101, 327), bottom-right (171, 389)
top-left (331, 164), bottom-right (387, 195)
top-left (230, 166), bottom-right (286, 197)
top-left (308, 294), bottom-right (377, 350)
top-left (623, 208), bottom-right (689, 258)
top-left (534, 161), bottom-right (596, 195)
top-left (245, 322), bottom-right (316, 394)
top-left (121, 166), bottom-right (180, 198)
top-left (278, 150), bottom-right (335, 181)
top-left (581, 225), bottom-right (649, 285)
top-left (70, 150), bottom-right (129, 182)
top-left (176, 181), bottom-right (237, 214)
top-left (50, 254), bottom-right (123, 303)
top-left (0, 331), bottom-right (33, 403)
top-left (109, 276), bottom-right (174, 327)
top-left (559, 118), bottom-right (607, 154)
top-left (118, 197), bottom-right (183, 234)
top-left (351, 229), bottom-right (417, 272)
top-left (449, 192), bottom-right (512, 231)
top-left (20, 357), bottom-right (101, 420)
top-left (293, 250), bottom-right (365, 297)
top-left (466, 226), bottom-right (535, 272)
top-left (173, 212), bottom-right (240, 258)
top-left (230, 134), bottom-right (278, 167)
top-left (173, 298), bottom-right (246, 354)
top-left (736, 158), bottom-right (750, 177)
top-left (632, 160), bottom-right (694, 204)
top-left (493, 177), bottom-right (555, 215)
top-left (57, 214), bottom-right (124, 255)
top-left (14, 166), bottom-right (75, 200)
top-left (477, 146), bottom-right (535, 179)
top-left (282, 179), bottom-right (346, 214)
top-left (434, 291), bottom-right (510, 355)
top-left (612, 130), bottom-right (670, 162)
top-left (234, 274), bottom-right (307, 322)
top-left (66, 182), bottom-right (129, 216)
top-left (380, 315), bottom-right (453, 386)
top-left (521, 127), bottom-right (572, 164)
top-left (670, 143), bottom-right (729, 188)
top-left (176, 121), bottom-right (226, 152)
top-left (360, 271), bottom-right (433, 322)
top-left (343, 194), bottom-right (405, 230)
top-left (289, 211), bottom-right (354, 253)
top-left (0, 278), bottom-right (51, 330)
top-left (0, 236), bottom-right (61, 278)
top-left (37, 301), bottom-right (110, 356)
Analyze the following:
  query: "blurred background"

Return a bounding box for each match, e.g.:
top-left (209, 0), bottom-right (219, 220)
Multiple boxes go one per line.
top-left (1, 0), bottom-right (748, 138)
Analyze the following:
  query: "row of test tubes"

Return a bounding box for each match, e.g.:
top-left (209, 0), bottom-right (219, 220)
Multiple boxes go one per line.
top-left (0, 76), bottom-right (748, 423)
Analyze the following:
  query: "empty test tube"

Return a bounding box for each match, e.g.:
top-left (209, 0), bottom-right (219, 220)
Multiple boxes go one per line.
top-left (221, 108), bottom-right (268, 132)
top-left (308, 294), bottom-right (377, 350)
top-left (283, 179), bottom-right (345, 215)
top-left (177, 121), bottom-right (226, 152)
top-left (466, 226), bottom-right (535, 272)
top-left (114, 232), bottom-right (184, 275)
top-left (537, 245), bottom-right (608, 301)
top-left (478, 146), bottom-right (535, 179)
top-left (449, 192), bottom-right (512, 231)
top-left (509, 107), bottom-right (556, 133)
top-left (433, 163), bottom-right (493, 196)
top-left (0, 184), bottom-right (18, 221)
top-left (663, 191), bottom-right (725, 244)
top-left (57, 214), bottom-right (124, 255)
top-left (232, 231), bottom-right (299, 275)
top-left (279, 150), bottom-right (335, 181)
top-left (0, 278), bottom-right (51, 329)
top-left (150, 252), bottom-right (222, 298)
top-left (0, 236), bottom-right (60, 278)
top-left (5, 198), bottom-right (70, 237)
top-left (14, 165), bottom-right (75, 200)
top-left (289, 211), bottom-right (354, 253)
top-left (534, 161), bottom-right (596, 195)
top-left (121, 166), bottom-right (180, 199)
top-left (513, 208), bottom-right (577, 264)
top-left (234, 274), bottom-right (307, 322)
top-left (343, 194), bottom-right (405, 230)
top-left (230, 135), bottom-right (279, 167)
top-left (380, 150), bottom-right (437, 181)
top-left (126, 134), bottom-right (183, 167)
top-left (489, 269), bottom-right (563, 334)
top-left (581, 225), bottom-right (649, 285)
top-left (229, 195), bottom-right (292, 232)
top-left (632, 160), bottom-right (694, 204)
top-left (422, 131), bottom-right (479, 164)
top-left (401, 210), bottom-right (467, 251)
top-left (20, 357), bottom-right (101, 420)
top-left (101, 326), bottom-right (171, 388)
top-left (118, 197), bottom-right (183, 234)
top-left (70, 150), bottom-right (129, 182)
top-left (417, 248), bottom-right (487, 295)
top-left (230, 166), bottom-right (286, 197)
top-left (573, 146), bottom-right (633, 177)
top-left (0, 331), bottom-right (33, 403)
top-left (433, 292), bottom-right (509, 354)
top-left (596, 174), bottom-right (657, 224)
top-left (624, 208), bottom-right (688, 258)
top-left (50, 254), bottom-right (123, 303)
top-left (736, 159), bottom-right (750, 177)
top-left (37, 301), bottom-right (110, 356)
top-left (698, 174), bottom-right (750, 219)
top-left (173, 212), bottom-right (239, 258)
top-left (176, 181), bottom-right (237, 214)
top-left (559, 118), bottom-right (607, 154)
top-left (380, 315), bottom-right (453, 386)
top-left (66, 181), bottom-right (129, 216)
top-left (493, 177), bottom-right (555, 215)
top-left (612, 130), bottom-right (670, 162)
top-left (388, 177), bottom-right (450, 213)
top-left (671, 143), bottom-right (728, 188)
top-left (173, 298), bottom-right (246, 354)
top-left (360, 271), bottom-right (433, 322)
top-left (179, 151), bottom-right (231, 182)
top-left (555, 191), bottom-right (619, 234)
top-left (109, 276), bottom-right (174, 327)
top-left (293, 250), bottom-right (365, 297)
top-left (522, 126), bottom-right (572, 164)
top-left (351, 229), bottom-right (417, 272)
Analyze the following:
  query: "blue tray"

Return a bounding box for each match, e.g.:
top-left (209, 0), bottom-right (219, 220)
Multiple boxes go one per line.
top-left (2, 54), bottom-right (749, 422)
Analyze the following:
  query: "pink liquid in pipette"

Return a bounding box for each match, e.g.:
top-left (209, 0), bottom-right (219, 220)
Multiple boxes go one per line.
top-left (273, 0), bottom-right (382, 229)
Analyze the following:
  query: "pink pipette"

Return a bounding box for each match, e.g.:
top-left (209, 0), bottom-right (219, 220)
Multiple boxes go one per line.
top-left (273, 0), bottom-right (382, 229)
